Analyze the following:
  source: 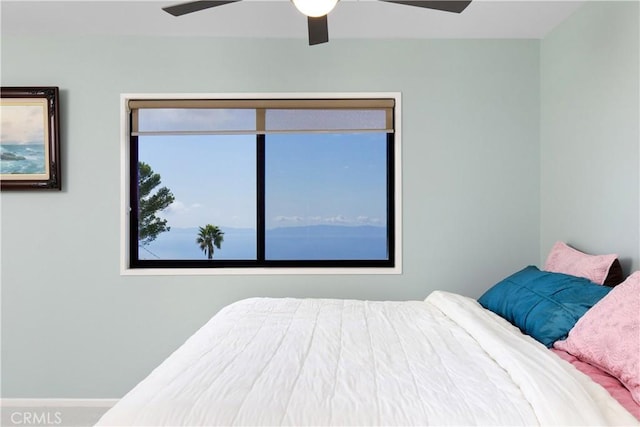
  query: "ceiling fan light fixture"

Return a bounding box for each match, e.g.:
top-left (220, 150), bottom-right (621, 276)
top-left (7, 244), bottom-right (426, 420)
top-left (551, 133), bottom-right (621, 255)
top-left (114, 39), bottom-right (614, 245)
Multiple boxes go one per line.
top-left (292, 0), bottom-right (338, 17)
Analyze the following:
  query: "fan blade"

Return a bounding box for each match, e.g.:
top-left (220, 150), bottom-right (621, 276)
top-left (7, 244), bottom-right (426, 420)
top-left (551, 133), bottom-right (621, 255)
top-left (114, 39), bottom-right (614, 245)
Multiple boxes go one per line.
top-left (378, 0), bottom-right (471, 13)
top-left (308, 15), bottom-right (329, 45)
top-left (162, 1), bottom-right (241, 17)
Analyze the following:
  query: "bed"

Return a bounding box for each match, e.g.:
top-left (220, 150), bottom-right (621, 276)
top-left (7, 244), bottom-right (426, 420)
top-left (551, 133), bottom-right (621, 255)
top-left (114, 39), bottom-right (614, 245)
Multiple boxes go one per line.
top-left (97, 243), bottom-right (640, 426)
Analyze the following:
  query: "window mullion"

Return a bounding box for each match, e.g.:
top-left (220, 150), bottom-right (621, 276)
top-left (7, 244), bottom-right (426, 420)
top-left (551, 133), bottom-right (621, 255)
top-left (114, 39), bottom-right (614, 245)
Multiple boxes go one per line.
top-left (386, 132), bottom-right (395, 264)
top-left (129, 130), bottom-right (141, 267)
top-left (256, 133), bottom-right (266, 263)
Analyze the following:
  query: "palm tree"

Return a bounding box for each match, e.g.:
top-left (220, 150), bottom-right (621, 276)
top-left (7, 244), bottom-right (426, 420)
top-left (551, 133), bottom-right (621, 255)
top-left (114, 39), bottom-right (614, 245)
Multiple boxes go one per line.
top-left (196, 224), bottom-right (224, 259)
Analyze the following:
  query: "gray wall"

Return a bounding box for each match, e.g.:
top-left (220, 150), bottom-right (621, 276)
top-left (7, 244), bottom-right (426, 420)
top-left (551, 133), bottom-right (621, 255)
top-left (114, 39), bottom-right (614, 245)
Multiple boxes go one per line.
top-left (1, 0), bottom-right (637, 399)
top-left (540, 1), bottom-right (640, 273)
top-left (1, 37), bottom-right (539, 398)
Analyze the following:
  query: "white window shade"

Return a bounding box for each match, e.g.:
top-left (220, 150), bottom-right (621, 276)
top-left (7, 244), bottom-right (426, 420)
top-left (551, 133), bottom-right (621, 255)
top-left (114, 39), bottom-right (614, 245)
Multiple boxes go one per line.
top-left (136, 108), bottom-right (256, 133)
top-left (129, 99), bottom-right (394, 135)
top-left (265, 109), bottom-right (389, 133)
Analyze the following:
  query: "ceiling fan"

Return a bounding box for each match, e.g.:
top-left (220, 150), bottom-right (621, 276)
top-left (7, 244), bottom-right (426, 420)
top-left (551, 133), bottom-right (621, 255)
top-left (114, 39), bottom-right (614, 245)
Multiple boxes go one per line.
top-left (162, 0), bottom-right (472, 45)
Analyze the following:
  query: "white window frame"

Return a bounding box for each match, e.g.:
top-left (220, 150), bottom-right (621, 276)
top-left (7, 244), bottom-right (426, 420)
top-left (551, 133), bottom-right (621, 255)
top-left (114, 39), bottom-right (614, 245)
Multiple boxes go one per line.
top-left (120, 92), bottom-right (402, 276)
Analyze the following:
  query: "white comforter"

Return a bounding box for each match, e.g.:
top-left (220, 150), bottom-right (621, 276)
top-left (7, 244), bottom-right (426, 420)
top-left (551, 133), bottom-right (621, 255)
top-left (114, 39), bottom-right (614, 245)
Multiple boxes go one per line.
top-left (97, 291), bottom-right (638, 426)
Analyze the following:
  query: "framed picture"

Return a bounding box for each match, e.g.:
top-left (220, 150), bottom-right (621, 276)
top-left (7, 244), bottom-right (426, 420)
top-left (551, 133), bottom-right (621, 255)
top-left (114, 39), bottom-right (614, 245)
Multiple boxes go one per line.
top-left (1, 86), bottom-right (61, 190)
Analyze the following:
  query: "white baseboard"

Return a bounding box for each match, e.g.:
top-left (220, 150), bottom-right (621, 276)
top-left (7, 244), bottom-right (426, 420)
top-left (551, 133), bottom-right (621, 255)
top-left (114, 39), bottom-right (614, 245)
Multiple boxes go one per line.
top-left (1, 398), bottom-right (118, 407)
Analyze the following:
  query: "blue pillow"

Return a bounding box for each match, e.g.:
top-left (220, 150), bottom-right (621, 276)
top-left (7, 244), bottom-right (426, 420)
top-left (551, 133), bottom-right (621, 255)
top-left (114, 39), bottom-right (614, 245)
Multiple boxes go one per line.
top-left (478, 266), bottom-right (611, 347)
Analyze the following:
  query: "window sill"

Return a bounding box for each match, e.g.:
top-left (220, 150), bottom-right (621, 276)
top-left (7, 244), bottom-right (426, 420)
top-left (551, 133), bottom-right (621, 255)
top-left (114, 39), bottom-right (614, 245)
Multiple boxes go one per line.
top-left (120, 266), bottom-right (402, 276)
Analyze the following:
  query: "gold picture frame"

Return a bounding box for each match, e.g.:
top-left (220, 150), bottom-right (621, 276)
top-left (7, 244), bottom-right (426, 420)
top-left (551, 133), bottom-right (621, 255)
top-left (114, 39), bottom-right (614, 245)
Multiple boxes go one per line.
top-left (1, 87), bottom-right (61, 190)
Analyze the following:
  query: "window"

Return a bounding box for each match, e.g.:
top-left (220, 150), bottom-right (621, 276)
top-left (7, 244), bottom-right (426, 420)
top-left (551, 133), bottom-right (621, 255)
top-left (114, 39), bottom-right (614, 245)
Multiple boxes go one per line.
top-left (122, 94), bottom-right (401, 274)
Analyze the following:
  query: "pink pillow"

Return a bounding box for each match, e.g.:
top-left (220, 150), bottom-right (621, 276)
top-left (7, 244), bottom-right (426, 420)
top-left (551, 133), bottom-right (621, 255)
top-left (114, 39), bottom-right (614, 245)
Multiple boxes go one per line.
top-left (554, 272), bottom-right (640, 405)
top-left (544, 241), bottom-right (618, 285)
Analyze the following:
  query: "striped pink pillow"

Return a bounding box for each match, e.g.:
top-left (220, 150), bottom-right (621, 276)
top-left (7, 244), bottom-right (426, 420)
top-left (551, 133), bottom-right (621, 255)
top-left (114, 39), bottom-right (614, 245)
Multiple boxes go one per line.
top-left (554, 272), bottom-right (640, 405)
top-left (543, 241), bottom-right (618, 285)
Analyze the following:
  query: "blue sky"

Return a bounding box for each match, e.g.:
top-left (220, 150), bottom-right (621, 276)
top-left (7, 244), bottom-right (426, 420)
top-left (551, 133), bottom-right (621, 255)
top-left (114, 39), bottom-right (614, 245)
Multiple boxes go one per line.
top-left (139, 134), bottom-right (256, 229)
top-left (265, 133), bottom-right (387, 229)
top-left (137, 109), bottom-right (387, 231)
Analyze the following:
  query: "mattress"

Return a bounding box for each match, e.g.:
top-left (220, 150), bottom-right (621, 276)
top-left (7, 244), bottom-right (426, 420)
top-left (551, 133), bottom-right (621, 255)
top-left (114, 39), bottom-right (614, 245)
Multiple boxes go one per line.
top-left (96, 291), bottom-right (638, 426)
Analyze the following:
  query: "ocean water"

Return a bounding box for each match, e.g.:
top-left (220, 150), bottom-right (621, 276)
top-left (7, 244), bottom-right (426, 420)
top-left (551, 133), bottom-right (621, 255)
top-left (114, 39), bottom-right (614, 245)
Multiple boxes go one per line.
top-left (141, 225), bottom-right (388, 261)
top-left (0, 144), bottom-right (46, 174)
top-left (266, 226), bottom-right (387, 260)
top-left (140, 227), bottom-right (256, 260)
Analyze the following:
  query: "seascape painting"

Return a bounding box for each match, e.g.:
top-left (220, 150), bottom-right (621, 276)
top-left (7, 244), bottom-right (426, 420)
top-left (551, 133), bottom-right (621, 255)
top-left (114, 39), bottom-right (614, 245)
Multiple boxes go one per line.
top-left (1, 87), bottom-right (60, 190)
top-left (0, 99), bottom-right (49, 178)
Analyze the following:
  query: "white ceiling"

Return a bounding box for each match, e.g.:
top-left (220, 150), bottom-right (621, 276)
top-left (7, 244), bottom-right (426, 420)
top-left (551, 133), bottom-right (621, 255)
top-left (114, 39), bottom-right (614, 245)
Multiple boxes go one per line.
top-left (1, 0), bottom-right (585, 40)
